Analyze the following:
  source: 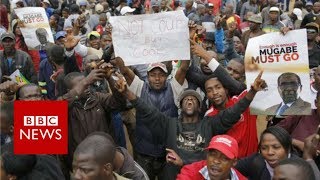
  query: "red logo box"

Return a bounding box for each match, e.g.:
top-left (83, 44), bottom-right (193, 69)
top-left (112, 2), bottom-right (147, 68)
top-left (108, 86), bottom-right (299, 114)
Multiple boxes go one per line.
top-left (14, 101), bottom-right (68, 154)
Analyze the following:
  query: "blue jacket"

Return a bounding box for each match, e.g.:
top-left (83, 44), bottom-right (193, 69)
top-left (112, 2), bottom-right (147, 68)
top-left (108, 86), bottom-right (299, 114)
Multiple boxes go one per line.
top-left (135, 81), bottom-right (178, 157)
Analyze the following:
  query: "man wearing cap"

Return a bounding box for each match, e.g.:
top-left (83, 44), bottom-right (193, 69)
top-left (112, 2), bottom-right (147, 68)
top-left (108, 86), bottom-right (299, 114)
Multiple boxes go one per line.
top-left (55, 31), bottom-right (67, 47)
top-left (201, 3), bottom-right (215, 23)
top-left (119, 71), bottom-right (266, 179)
top-left (260, 0), bottom-right (278, 25)
top-left (150, 0), bottom-right (161, 13)
top-left (285, 8), bottom-right (303, 29)
top-left (262, 7), bottom-right (286, 33)
top-left (120, 6), bottom-right (136, 15)
top-left (88, 3), bottom-right (104, 29)
top-left (0, 32), bottom-right (37, 83)
top-left (306, 22), bottom-right (320, 69)
top-left (305, 1), bottom-right (314, 13)
top-left (64, 29), bottom-right (104, 61)
top-left (112, 57), bottom-right (189, 179)
top-left (301, 2), bottom-right (320, 28)
top-left (242, 14), bottom-right (265, 48)
top-left (176, 135), bottom-right (246, 180)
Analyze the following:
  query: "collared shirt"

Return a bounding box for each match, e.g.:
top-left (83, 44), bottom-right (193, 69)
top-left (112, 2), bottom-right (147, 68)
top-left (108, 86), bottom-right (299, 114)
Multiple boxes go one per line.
top-left (276, 101), bottom-right (294, 116)
top-left (265, 153), bottom-right (291, 179)
top-left (199, 166), bottom-right (239, 180)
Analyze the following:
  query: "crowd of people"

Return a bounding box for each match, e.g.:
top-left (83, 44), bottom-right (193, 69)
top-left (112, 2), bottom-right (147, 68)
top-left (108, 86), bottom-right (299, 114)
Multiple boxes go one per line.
top-left (0, 0), bottom-right (320, 179)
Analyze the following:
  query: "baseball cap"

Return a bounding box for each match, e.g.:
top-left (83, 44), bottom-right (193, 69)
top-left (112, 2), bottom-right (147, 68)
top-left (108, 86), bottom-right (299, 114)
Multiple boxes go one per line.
top-left (147, 62), bottom-right (168, 73)
top-left (120, 6), bottom-right (136, 15)
top-left (151, 0), bottom-right (161, 7)
top-left (306, 1), bottom-right (313, 6)
top-left (55, 31), bottom-right (66, 40)
top-left (1, 32), bottom-right (15, 42)
top-left (179, 89), bottom-right (202, 107)
top-left (95, 4), bottom-right (104, 13)
top-left (293, 8), bottom-right (302, 20)
top-left (12, 0), bottom-right (23, 4)
top-left (43, 0), bottom-right (50, 4)
top-left (206, 135), bottom-right (239, 159)
top-left (208, 3), bottom-right (214, 7)
top-left (247, 14), bottom-right (262, 24)
top-left (269, 7), bottom-right (280, 13)
top-left (306, 22), bottom-right (319, 32)
top-left (87, 31), bottom-right (101, 39)
top-left (78, 0), bottom-right (87, 6)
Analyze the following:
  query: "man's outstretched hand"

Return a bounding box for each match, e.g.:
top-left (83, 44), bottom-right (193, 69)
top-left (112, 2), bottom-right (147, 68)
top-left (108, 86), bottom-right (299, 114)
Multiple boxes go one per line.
top-left (251, 71), bottom-right (267, 92)
top-left (64, 27), bottom-right (80, 50)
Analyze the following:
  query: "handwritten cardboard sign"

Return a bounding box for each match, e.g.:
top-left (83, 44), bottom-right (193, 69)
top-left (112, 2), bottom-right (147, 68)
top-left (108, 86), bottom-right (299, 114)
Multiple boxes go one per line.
top-left (109, 11), bottom-right (190, 66)
top-left (14, 7), bottom-right (54, 50)
top-left (245, 29), bottom-right (312, 116)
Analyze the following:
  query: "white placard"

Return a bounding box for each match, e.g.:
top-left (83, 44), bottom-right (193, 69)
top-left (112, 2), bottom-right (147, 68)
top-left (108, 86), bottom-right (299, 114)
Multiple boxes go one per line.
top-left (202, 22), bottom-right (215, 32)
top-left (245, 29), bottom-right (312, 116)
top-left (109, 11), bottom-right (190, 66)
top-left (14, 7), bottom-right (54, 50)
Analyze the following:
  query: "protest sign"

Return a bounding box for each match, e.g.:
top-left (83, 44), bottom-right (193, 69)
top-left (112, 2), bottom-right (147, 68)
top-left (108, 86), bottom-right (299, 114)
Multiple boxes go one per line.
top-left (245, 29), bottom-right (312, 116)
top-left (14, 7), bottom-right (54, 50)
top-left (10, 69), bottom-right (29, 85)
top-left (109, 11), bottom-right (190, 66)
top-left (202, 22), bottom-right (215, 32)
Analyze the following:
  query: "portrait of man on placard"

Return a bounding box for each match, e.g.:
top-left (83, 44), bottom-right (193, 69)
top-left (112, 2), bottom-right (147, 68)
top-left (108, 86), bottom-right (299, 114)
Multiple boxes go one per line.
top-left (34, 28), bottom-right (54, 50)
top-left (265, 72), bottom-right (311, 116)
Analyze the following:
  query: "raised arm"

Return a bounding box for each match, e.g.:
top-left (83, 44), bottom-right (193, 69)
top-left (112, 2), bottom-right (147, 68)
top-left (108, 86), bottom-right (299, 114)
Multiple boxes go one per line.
top-left (110, 57), bottom-right (136, 86)
top-left (175, 60), bottom-right (190, 86)
top-left (190, 39), bottom-right (246, 95)
top-left (116, 80), bottom-right (170, 137)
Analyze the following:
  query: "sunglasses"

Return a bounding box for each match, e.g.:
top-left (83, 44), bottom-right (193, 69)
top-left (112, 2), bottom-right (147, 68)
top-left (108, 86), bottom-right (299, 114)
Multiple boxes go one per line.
top-left (307, 29), bottom-right (318, 34)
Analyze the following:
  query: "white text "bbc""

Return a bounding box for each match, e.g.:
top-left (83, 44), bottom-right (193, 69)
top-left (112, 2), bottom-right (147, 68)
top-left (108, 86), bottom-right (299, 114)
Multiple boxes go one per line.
top-left (24, 116), bottom-right (58, 126)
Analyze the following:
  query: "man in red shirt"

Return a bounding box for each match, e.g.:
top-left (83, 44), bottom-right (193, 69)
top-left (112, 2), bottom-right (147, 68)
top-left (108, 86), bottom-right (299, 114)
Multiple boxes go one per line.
top-left (205, 79), bottom-right (258, 158)
top-left (177, 135), bottom-right (246, 180)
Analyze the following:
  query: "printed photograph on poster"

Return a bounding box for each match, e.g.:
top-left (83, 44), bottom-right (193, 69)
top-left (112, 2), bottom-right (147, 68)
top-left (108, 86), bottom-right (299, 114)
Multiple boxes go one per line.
top-left (14, 7), bottom-right (54, 50)
top-left (244, 29), bottom-right (312, 116)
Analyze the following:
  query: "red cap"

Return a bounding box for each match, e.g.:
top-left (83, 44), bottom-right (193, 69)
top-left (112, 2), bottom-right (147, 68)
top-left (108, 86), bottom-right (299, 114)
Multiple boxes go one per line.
top-left (206, 135), bottom-right (238, 159)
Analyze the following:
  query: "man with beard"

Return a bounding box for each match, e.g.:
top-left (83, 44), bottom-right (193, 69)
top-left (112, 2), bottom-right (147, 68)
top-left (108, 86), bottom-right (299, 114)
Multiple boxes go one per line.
top-left (176, 135), bottom-right (246, 180)
top-left (265, 72), bottom-right (311, 116)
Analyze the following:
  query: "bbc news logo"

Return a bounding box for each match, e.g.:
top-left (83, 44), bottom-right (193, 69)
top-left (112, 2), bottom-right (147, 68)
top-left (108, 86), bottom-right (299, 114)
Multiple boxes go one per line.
top-left (20, 116), bottom-right (62, 140)
top-left (14, 101), bottom-right (68, 154)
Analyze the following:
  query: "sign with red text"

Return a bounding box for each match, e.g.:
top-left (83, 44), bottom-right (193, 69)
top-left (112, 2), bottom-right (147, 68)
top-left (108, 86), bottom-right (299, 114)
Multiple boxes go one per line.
top-left (14, 101), bottom-right (68, 154)
top-left (14, 7), bottom-right (54, 50)
top-left (245, 29), bottom-right (312, 116)
top-left (109, 11), bottom-right (190, 66)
